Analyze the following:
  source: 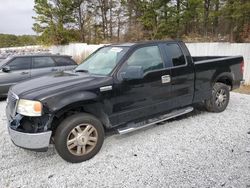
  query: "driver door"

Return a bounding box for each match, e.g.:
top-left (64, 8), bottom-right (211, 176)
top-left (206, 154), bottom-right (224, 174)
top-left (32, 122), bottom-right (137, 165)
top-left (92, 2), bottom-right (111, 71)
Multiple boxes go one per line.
top-left (110, 45), bottom-right (172, 125)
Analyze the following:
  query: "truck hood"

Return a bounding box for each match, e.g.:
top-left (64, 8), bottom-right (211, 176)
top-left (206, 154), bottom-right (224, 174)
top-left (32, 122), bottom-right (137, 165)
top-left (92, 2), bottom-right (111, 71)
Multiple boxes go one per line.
top-left (11, 71), bottom-right (112, 100)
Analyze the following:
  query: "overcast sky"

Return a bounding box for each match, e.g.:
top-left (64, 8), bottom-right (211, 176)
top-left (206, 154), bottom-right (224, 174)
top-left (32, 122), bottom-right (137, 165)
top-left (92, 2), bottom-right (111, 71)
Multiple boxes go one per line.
top-left (0, 0), bottom-right (36, 35)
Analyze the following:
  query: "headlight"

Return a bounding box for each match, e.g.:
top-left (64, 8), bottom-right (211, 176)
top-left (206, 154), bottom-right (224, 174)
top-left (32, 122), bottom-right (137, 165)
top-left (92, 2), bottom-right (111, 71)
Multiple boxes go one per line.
top-left (17, 99), bottom-right (42, 117)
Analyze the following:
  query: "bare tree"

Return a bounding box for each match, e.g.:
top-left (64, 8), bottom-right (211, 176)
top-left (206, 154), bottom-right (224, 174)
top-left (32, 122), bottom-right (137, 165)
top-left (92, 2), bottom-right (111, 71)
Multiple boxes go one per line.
top-left (204, 0), bottom-right (211, 37)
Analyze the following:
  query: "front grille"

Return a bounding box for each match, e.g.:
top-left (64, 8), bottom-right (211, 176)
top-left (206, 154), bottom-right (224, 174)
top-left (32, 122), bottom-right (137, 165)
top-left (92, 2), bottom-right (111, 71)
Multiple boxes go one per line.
top-left (6, 91), bottom-right (19, 118)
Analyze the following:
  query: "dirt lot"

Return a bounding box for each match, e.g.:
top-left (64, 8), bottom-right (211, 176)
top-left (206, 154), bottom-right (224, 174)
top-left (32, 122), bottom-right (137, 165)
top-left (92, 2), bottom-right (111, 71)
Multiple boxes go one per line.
top-left (0, 92), bottom-right (250, 188)
top-left (234, 85), bottom-right (250, 95)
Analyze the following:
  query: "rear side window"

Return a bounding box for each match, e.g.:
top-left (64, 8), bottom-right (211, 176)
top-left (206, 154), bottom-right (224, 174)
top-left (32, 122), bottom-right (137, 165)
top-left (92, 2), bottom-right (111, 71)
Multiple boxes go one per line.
top-left (53, 56), bottom-right (76, 66)
top-left (8, 57), bottom-right (31, 70)
top-left (32, 57), bottom-right (55, 68)
top-left (164, 43), bottom-right (186, 67)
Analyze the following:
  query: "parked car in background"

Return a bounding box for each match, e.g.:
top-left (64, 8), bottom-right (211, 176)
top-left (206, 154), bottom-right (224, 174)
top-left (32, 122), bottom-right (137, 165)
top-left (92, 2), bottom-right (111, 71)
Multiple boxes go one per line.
top-left (0, 54), bottom-right (77, 97)
top-left (0, 56), bottom-right (6, 62)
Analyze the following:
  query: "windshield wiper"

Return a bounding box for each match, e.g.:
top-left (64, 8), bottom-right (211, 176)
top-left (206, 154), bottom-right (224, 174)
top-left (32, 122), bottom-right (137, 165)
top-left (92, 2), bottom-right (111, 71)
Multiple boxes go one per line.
top-left (75, 69), bottom-right (89, 73)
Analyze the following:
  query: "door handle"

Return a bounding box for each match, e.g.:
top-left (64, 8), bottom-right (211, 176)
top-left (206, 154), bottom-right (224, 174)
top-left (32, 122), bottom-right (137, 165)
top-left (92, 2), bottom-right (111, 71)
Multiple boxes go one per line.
top-left (21, 72), bottom-right (29, 75)
top-left (161, 75), bottom-right (171, 84)
top-left (51, 68), bottom-right (58, 71)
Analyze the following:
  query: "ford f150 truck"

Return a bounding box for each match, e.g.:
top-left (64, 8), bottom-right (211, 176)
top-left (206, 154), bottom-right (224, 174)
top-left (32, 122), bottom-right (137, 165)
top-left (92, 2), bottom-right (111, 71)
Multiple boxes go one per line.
top-left (6, 41), bottom-right (244, 163)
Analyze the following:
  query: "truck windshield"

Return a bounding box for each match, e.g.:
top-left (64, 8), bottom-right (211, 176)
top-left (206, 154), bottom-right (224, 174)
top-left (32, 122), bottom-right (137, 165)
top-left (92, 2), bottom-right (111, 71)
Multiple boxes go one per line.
top-left (75, 46), bottom-right (129, 75)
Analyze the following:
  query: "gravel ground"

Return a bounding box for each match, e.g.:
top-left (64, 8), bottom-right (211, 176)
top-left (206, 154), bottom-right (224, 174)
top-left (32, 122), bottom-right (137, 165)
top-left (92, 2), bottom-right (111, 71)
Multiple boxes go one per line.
top-left (0, 92), bottom-right (250, 188)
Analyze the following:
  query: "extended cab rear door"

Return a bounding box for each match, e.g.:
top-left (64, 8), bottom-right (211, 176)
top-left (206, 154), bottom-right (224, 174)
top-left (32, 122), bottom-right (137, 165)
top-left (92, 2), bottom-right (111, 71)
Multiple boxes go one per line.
top-left (162, 42), bottom-right (195, 108)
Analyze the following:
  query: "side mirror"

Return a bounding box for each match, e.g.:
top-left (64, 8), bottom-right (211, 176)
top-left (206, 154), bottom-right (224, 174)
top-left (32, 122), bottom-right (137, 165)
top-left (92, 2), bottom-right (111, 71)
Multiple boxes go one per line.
top-left (2, 66), bottom-right (10, 73)
top-left (121, 66), bottom-right (144, 80)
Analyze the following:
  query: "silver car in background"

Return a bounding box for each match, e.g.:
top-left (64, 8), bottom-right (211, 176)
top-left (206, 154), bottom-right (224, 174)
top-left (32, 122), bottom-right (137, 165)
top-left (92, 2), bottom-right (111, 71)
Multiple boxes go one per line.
top-left (0, 55), bottom-right (77, 97)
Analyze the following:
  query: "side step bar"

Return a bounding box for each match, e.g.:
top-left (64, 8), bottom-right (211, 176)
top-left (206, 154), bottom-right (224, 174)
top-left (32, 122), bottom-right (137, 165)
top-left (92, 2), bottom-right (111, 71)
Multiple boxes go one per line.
top-left (117, 106), bottom-right (194, 135)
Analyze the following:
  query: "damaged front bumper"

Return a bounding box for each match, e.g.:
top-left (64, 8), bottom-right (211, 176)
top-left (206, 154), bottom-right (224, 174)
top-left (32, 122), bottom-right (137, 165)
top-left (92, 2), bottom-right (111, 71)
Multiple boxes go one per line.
top-left (8, 126), bottom-right (52, 151)
top-left (6, 112), bottom-right (52, 152)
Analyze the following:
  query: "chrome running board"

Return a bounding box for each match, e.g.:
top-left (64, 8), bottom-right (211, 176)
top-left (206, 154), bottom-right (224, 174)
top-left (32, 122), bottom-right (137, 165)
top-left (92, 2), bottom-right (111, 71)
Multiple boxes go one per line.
top-left (117, 107), bottom-right (193, 135)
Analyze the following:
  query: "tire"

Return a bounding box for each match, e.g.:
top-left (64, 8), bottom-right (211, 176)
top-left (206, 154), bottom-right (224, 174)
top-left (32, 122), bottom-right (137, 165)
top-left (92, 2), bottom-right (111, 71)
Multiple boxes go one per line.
top-left (54, 113), bottom-right (104, 163)
top-left (205, 82), bottom-right (230, 113)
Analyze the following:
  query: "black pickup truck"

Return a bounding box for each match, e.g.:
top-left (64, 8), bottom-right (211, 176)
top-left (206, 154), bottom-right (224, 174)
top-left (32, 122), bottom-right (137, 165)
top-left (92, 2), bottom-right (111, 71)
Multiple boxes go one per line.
top-left (6, 41), bottom-right (244, 163)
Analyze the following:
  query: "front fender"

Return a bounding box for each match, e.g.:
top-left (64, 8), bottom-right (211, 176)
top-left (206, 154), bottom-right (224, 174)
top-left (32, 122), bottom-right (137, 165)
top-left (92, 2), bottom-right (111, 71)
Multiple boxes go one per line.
top-left (42, 91), bottom-right (99, 113)
top-left (42, 91), bottom-right (112, 128)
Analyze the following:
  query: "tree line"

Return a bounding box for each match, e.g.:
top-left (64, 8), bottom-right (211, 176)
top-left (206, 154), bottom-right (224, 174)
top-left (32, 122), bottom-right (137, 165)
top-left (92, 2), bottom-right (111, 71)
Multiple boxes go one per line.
top-left (2, 0), bottom-right (250, 48)
top-left (0, 34), bottom-right (37, 48)
top-left (32, 0), bottom-right (250, 45)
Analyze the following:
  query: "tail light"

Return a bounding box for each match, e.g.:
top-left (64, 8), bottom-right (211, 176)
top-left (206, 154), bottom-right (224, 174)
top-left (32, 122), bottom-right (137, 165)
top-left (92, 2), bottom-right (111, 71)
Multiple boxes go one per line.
top-left (240, 61), bottom-right (244, 74)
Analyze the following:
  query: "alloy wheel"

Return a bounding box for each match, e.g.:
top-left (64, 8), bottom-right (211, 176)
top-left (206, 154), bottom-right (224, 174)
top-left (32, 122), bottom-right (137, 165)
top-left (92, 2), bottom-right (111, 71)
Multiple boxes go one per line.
top-left (66, 124), bottom-right (98, 156)
top-left (215, 88), bottom-right (227, 108)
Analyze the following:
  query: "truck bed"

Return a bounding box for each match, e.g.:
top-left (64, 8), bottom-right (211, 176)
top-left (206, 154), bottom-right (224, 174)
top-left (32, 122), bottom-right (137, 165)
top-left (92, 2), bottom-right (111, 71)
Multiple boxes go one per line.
top-left (192, 56), bottom-right (244, 103)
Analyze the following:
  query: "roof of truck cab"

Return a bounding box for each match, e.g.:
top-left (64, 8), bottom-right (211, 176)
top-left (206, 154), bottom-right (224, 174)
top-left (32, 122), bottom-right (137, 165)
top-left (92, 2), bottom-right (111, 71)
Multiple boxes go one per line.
top-left (110, 40), bottom-right (180, 47)
top-left (112, 43), bottom-right (136, 47)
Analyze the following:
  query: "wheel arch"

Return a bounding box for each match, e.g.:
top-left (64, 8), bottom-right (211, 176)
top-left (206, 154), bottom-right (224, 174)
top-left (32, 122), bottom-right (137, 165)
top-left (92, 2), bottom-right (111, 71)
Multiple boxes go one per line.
top-left (45, 91), bottom-right (112, 132)
top-left (50, 101), bottom-right (111, 132)
top-left (213, 72), bottom-right (234, 90)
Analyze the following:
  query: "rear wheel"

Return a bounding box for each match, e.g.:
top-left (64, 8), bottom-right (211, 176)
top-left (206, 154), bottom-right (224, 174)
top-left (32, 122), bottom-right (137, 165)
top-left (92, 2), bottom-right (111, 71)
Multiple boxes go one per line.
top-left (205, 82), bottom-right (230, 112)
top-left (54, 113), bottom-right (104, 163)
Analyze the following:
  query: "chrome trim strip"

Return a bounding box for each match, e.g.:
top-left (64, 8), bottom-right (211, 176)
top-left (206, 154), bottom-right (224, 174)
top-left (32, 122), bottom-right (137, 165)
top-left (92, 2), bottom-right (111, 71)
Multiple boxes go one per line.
top-left (8, 127), bottom-right (52, 149)
top-left (8, 91), bottom-right (19, 117)
top-left (12, 92), bottom-right (19, 100)
top-left (100, 85), bottom-right (112, 92)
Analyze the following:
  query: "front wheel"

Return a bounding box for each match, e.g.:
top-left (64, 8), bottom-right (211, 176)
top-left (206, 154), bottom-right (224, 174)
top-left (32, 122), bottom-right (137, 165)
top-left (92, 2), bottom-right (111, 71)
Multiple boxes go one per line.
top-left (205, 82), bottom-right (230, 113)
top-left (54, 113), bottom-right (104, 163)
